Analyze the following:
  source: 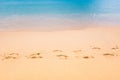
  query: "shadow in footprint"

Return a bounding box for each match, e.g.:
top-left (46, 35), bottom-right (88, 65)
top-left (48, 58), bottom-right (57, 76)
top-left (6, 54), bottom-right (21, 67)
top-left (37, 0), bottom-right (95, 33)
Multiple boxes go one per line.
top-left (56, 54), bottom-right (68, 60)
top-left (103, 53), bottom-right (115, 56)
top-left (83, 56), bottom-right (94, 59)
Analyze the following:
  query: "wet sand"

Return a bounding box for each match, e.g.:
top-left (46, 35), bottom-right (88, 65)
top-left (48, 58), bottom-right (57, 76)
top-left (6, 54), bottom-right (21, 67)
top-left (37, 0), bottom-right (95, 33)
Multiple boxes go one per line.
top-left (0, 27), bottom-right (120, 80)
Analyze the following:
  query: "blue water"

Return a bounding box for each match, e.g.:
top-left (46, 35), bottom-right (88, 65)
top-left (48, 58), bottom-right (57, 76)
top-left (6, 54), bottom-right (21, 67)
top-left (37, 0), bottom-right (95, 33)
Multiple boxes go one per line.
top-left (0, 0), bottom-right (120, 31)
top-left (0, 0), bottom-right (120, 16)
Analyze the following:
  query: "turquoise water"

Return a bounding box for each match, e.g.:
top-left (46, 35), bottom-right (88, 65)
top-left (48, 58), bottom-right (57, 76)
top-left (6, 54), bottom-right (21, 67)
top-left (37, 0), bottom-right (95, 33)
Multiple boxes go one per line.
top-left (0, 0), bottom-right (120, 31)
top-left (0, 0), bottom-right (120, 15)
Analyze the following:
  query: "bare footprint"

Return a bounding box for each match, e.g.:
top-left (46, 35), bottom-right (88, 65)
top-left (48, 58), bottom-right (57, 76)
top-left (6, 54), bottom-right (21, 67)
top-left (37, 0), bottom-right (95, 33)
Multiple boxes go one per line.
top-left (73, 50), bottom-right (82, 53)
top-left (53, 50), bottom-right (63, 53)
top-left (56, 54), bottom-right (68, 60)
top-left (2, 53), bottom-right (20, 60)
top-left (111, 46), bottom-right (119, 50)
top-left (26, 53), bottom-right (43, 59)
top-left (83, 56), bottom-right (94, 59)
top-left (92, 47), bottom-right (101, 50)
top-left (103, 53), bottom-right (115, 56)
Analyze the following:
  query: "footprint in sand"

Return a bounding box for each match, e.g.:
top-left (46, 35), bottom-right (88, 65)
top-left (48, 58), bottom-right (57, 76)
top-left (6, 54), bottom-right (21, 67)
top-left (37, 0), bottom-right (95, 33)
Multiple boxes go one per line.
top-left (103, 53), bottom-right (120, 57)
top-left (2, 53), bottom-right (20, 60)
top-left (53, 50), bottom-right (63, 53)
top-left (92, 47), bottom-right (101, 50)
top-left (73, 50), bottom-right (82, 58)
top-left (111, 46), bottom-right (119, 50)
top-left (103, 53), bottom-right (115, 57)
top-left (82, 56), bottom-right (94, 59)
top-left (73, 50), bottom-right (82, 53)
top-left (56, 54), bottom-right (68, 60)
top-left (26, 53), bottom-right (43, 59)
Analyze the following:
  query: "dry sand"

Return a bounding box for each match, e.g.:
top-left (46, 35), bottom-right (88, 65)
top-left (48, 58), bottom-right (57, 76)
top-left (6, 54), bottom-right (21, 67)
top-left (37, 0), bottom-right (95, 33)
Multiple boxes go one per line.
top-left (0, 27), bottom-right (120, 80)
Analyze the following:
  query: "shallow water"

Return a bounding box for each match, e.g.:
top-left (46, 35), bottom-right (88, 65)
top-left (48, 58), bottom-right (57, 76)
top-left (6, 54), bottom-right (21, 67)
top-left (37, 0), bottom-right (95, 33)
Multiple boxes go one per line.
top-left (0, 0), bottom-right (120, 31)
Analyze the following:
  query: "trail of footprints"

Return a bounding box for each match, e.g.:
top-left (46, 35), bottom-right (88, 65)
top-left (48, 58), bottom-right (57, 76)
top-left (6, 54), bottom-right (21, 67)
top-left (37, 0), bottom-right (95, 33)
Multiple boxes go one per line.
top-left (0, 46), bottom-right (119, 61)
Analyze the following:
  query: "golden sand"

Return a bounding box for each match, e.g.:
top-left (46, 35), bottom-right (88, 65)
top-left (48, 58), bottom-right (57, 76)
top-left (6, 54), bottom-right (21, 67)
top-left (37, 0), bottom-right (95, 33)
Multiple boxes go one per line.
top-left (0, 27), bottom-right (120, 80)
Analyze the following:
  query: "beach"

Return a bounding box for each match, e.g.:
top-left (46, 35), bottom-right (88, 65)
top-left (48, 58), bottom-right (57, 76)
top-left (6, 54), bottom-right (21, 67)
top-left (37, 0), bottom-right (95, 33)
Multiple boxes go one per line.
top-left (0, 0), bottom-right (120, 79)
top-left (0, 26), bottom-right (120, 80)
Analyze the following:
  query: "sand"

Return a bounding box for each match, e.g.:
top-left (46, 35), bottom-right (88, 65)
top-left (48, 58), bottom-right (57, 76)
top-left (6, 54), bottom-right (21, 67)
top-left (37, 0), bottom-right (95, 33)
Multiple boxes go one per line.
top-left (0, 26), bottom-right (120, 80)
